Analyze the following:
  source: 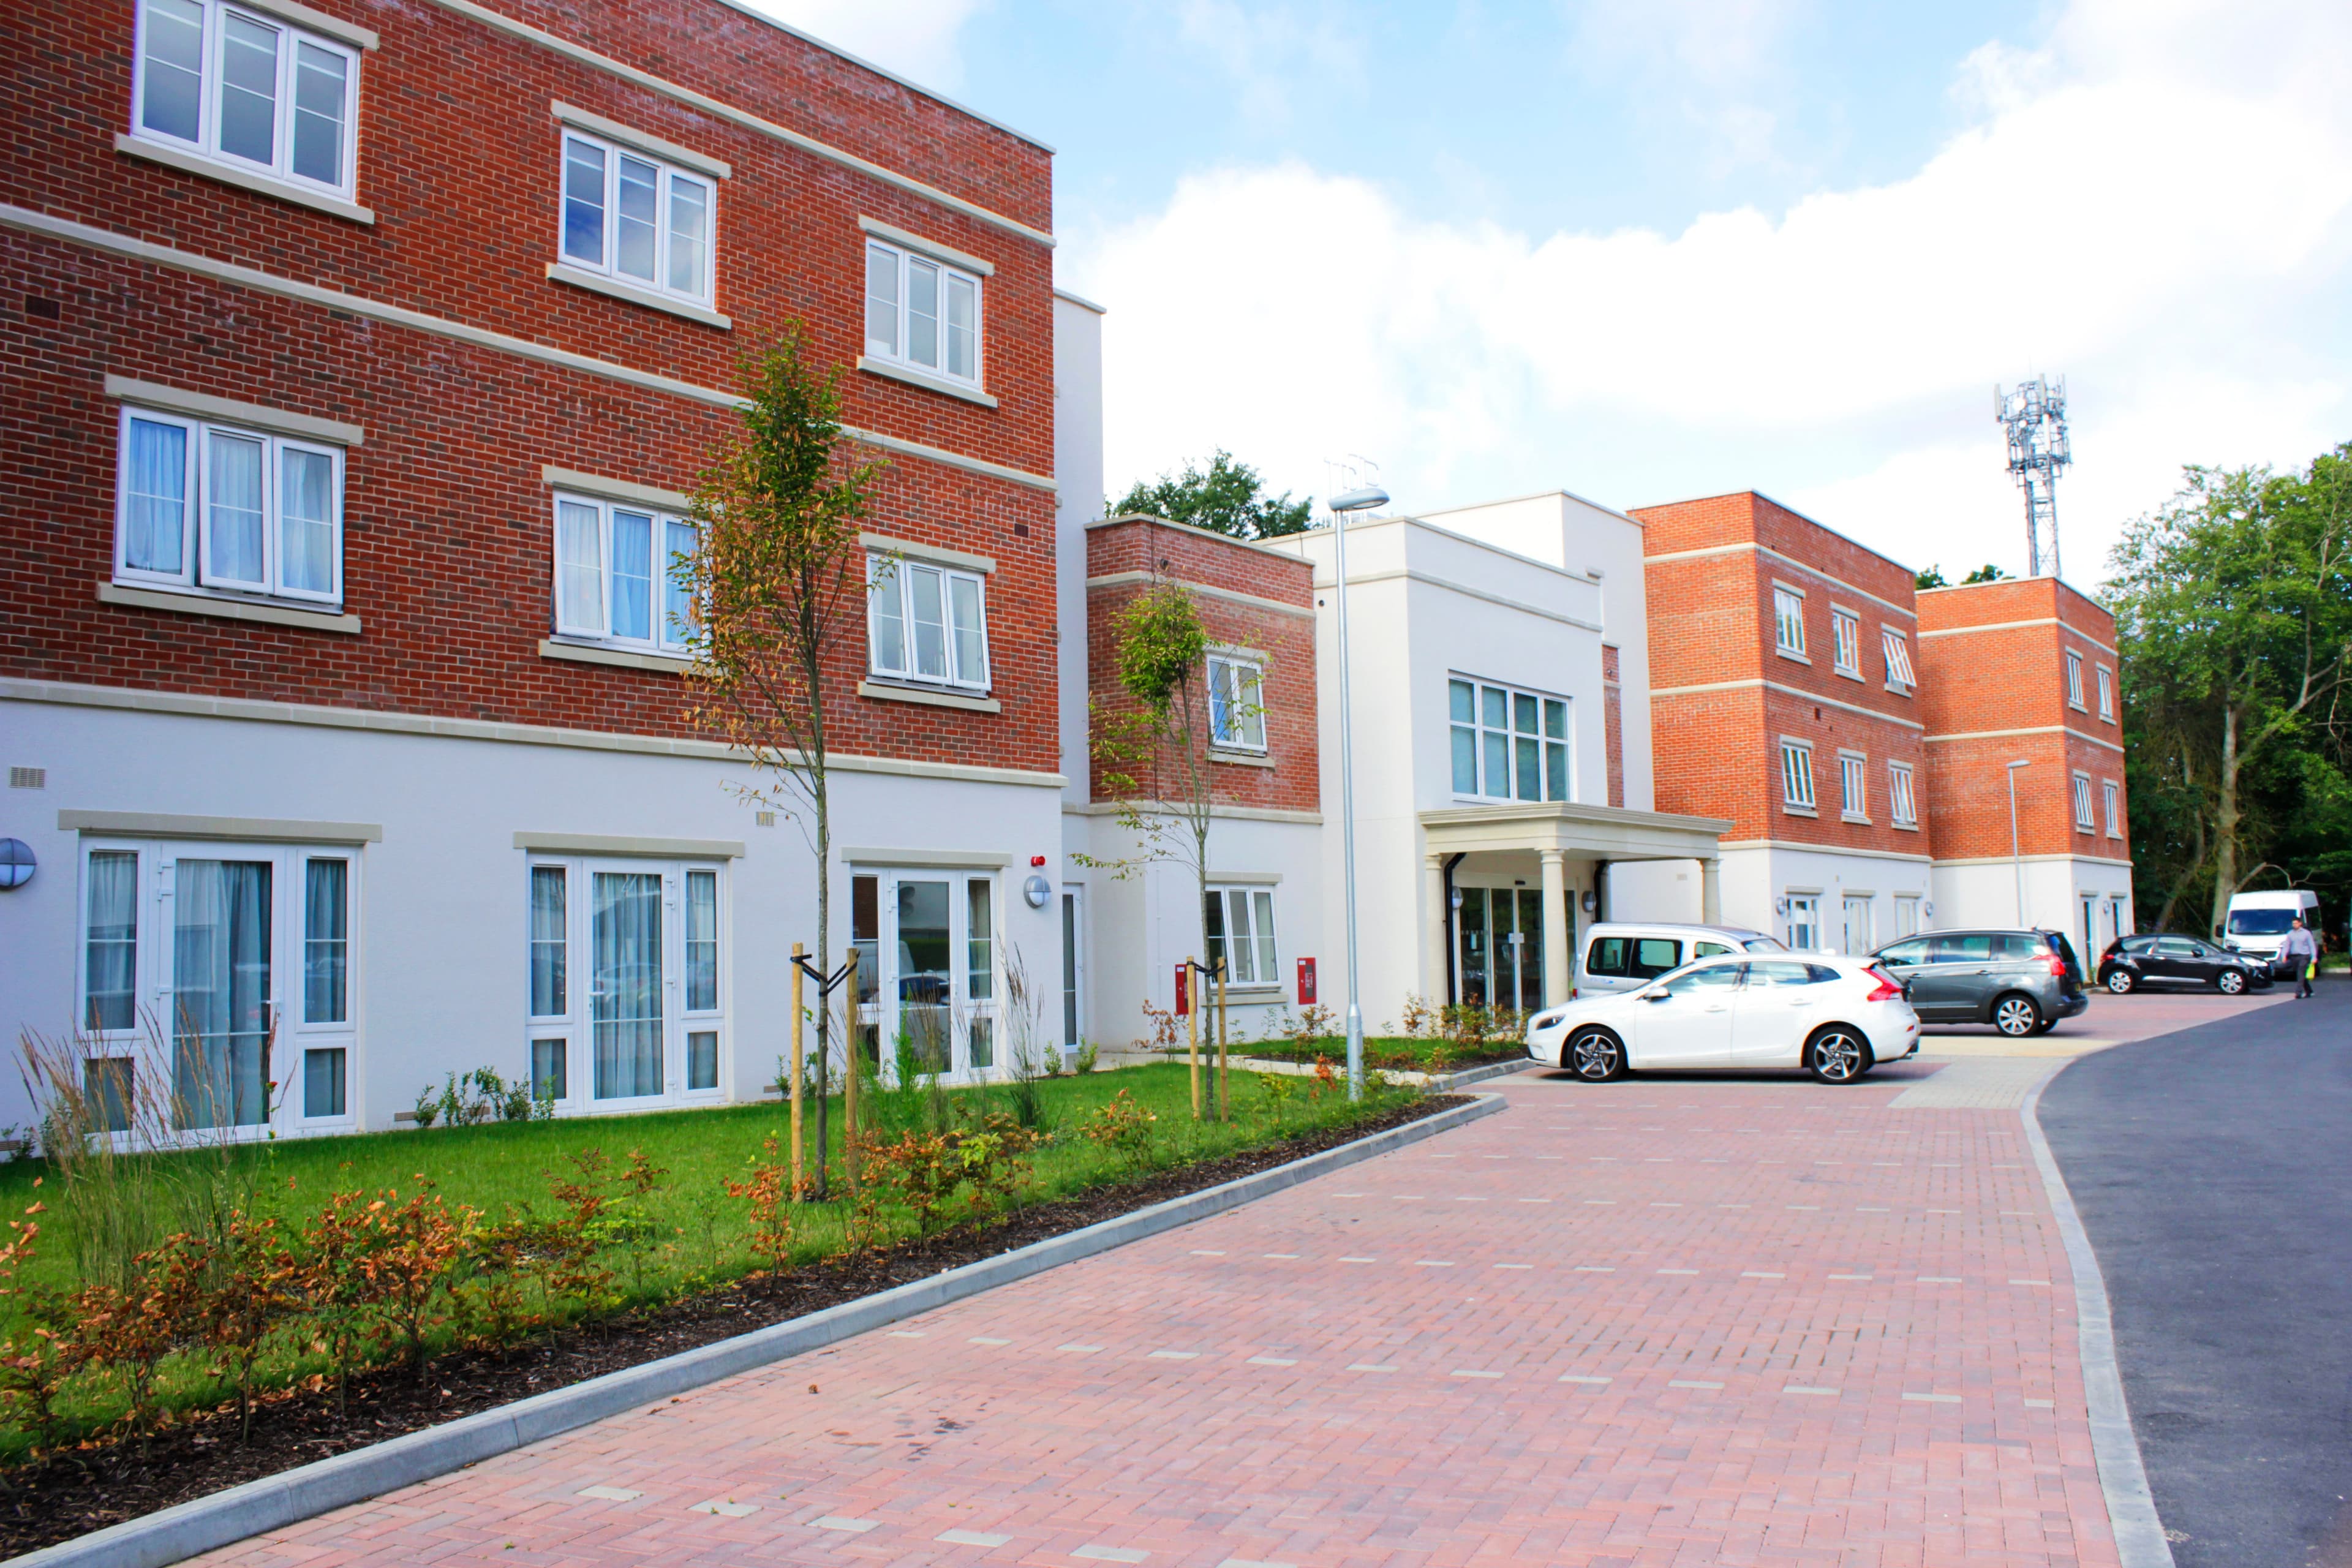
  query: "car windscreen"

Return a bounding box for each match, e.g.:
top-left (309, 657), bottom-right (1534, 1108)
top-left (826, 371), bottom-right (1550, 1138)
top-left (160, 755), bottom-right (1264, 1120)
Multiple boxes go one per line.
top-left (2228, 909), bottom-right (2297, 935)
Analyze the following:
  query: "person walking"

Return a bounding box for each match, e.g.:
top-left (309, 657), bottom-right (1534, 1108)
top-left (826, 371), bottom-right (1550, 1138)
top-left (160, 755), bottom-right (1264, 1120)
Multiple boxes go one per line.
top-left (2281, 916), bottom-right (2319, 999)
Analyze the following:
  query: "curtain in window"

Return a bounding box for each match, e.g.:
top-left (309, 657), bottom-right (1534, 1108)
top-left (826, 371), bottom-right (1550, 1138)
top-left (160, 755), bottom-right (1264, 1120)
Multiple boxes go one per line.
top-left (615, 154), bottom-right (660, 282)
top-left (290, 40), bottom-right (347, 184)
top-left (173, 859), bottom-right (273, 1129)
top-left (667, 176), bottom-right (708, 296)
top-left (944, 274), bottom-right (977, 379)
top-left (663, 519), bottom-right (698, 646)
top-left (1249, 889), bottom-right (1278, 988)
top-left (591, 872), bottom-right (663, 1098)
top-left (908, 565), bottom-right (948, 677)
top-left (685, 870), bottom-right (717, 1011)
top-left (870, 558), bottom-right (907, 672)
top-left (864, 243), bottom-right (899, 356)
top-left (609, 510), bottom-right (653, 639)
top-left (280, 447), bottom-right (334, 595)
top-left (948, 575), bottom-right (986, 684)
top-left (124, 418), bottom-right (187, 574)
top-left (556, 500), bottom-right (603, 633)
top-left (303, 858), bottom-right (347, 1023)
top-left (85, 850), bottom-right (138, 1031)
top-left (206, 431), bottom-right (267, 587)
top-left (530, 865), bottom-right (566, 1016)
top-left (908, 257), bottom-right (940, 366)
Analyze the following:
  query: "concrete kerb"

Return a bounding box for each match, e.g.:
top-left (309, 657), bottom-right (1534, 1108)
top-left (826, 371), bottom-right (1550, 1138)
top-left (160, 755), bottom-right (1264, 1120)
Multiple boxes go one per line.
top-left (15, 1092), bottom-right (1506, 1568)
top-left (2021, 1071), bottom-right (2177, 1568)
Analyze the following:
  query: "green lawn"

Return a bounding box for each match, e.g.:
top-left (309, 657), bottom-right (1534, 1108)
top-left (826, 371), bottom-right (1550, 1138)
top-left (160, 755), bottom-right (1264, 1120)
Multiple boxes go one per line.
top-left (1163, 1035), bottom-right (1523, 1070)
top-left (0, 1063), bottom-right (1406, 1457)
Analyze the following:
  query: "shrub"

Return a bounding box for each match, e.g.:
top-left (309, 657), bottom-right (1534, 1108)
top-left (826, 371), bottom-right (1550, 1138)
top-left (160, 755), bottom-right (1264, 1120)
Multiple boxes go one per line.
top-left (725, 1134), bottom-right (794, 1276)
top-left (1254, 1071), bottom-right (1298, 1128)
top-left (193, 1211), bottom-right (299, 1439)
top-left (1074, 1041), bottom-right (1099, 1075)
top-left (1287, 1005), bottom-right (1336, 1053)
top-left (1083, 1090), bottom-right (1158, 1170)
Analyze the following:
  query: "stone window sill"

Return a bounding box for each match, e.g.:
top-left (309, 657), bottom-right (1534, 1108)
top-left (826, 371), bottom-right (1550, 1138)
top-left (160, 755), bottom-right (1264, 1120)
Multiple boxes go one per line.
top-left (1782, 804), bottom-right (1819, 818)
top-left (1841, 813), bottom-right (1871, 825)
top-left (858, 356), bottom-right (998, 408)
top-left (1833, 666), bottom-right (1864, 681)
top-left (100, 580), bottom-right (360, 634)
top-left (547, 263), bottom-right (731, 330)
top-left (115, 134), bottom-right (375, 224)
top-left (1776, 647), bottom-right (1812, 665)
top-left (540, 638), bottom-right (693, 674)
top-left (1891, 820), bottom-right (1920, 832)
top-left (1208, 985), bottom-right (1286, 1003)
top-left (1209, 748), bottom-right (1274, 769)
top-left (858, 679), bottom-right (1001, 713)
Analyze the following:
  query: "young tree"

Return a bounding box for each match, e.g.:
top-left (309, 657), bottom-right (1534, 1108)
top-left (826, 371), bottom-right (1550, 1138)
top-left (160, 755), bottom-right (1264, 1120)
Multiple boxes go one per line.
top-left (2108, 445), bottom-right (2352, 935)
top-left (1112, 450), bottom-right (1311, 540)
top-left (685, 330), bottom-right (884, 1198)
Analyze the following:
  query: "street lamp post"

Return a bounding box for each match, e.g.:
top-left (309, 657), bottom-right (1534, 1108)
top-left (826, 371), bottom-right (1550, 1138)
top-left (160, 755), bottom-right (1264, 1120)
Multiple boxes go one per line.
top-left (2007, 759), bottom-right (2032, 926)
top-left (1327, 482), bottom-right (1389, 1101)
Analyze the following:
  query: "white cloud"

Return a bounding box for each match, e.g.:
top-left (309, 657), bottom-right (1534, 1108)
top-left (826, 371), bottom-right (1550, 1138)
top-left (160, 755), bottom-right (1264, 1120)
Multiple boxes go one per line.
top-left (1168, 0), bottom-right (1366, 130)
top-left (1069, 0), bottom-right (2352, 586)
top-left (727, 0), bottom-right (989, 91)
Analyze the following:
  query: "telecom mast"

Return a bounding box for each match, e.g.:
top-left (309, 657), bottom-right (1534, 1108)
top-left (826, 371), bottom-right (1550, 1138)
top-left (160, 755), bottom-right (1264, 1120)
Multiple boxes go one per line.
top-left (1996, 376), bottom-right (2071, 578)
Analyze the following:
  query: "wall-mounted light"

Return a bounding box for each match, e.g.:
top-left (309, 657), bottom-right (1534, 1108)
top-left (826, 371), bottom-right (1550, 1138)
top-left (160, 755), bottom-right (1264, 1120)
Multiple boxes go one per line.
top-left (1581, 889), bottom-right (1598, 913)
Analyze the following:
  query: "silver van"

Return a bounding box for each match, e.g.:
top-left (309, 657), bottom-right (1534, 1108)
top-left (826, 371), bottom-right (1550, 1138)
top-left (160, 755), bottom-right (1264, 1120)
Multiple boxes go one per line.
top-left (1575, 922), bottom-right (1789, 997)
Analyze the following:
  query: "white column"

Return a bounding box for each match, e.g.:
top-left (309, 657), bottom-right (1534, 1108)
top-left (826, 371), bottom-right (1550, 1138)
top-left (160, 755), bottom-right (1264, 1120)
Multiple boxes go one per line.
top-left (1539, 848), bottom-right (1570, 1006)
top-left (1702, 857), bottom-right (1723, 925)
top-left (1423, 854), bottom-right (1450, 1008)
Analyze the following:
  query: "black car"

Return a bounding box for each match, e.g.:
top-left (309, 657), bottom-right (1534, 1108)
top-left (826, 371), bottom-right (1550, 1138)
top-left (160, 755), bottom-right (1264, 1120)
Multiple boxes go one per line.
top-left (2097, 933), bottom-right (2272, 995)
top-left (1870, 927), bottom-right (2090, 1037)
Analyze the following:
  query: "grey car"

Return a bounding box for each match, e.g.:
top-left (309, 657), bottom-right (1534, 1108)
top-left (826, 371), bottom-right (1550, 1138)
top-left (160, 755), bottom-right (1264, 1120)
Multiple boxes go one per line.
top-left (1868, 927), bottom-right (2090, 1037)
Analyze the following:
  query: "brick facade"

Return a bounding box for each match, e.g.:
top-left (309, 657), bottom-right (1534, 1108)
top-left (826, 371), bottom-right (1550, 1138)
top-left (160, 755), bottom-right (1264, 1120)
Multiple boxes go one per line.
top-left (1634, 492), bottom-right (1929, 858)
top-left (1602, 643), bottom-right (1624, 809)
top-left (3, 0), bottom-right (1057, 772)
top-left (1083, 516), bottom-right (1318, 814)
top-left (1915, 578), bottom-right (2128, 862)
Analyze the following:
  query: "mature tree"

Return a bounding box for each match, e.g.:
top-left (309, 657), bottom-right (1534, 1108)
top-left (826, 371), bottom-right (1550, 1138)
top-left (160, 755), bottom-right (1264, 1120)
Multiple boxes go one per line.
top-left (1961, 563), bottom-right (2008, 584)
top-left (684, 329), bottom-right (884, 1197)
top-left (1112, 450), bottom-right (1312, 540)
top-left (2108, 445), bottom-right (2352, 936)
top-left (1913, 565), bottom-right (1948, 590)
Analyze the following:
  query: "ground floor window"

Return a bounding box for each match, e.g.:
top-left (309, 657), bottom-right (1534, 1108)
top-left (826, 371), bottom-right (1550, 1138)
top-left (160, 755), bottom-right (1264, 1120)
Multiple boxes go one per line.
top-left (76, 839), bottom-right (359, 1135)
top-left (1841, 895), bottom-right (1873, 954)
top-left (851, 868), bottom-right (1001, 1080)
top-left (1203, 885), bottom-right (1278, 986)
top-left (1893, 894), bottom-right (1921, 938)
top-left (524, 854), bottom-right (727, 1108)
top-left (1785, 894), bottom-right (1820, 951)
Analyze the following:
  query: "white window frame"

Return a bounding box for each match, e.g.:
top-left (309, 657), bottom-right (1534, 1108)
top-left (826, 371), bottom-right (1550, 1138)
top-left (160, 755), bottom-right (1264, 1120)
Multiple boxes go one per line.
top-left (1779, 738), bottom-right (1817, 812)
top-left (1772, 586), bottom-right (1807, 657)
top-left (1449, 676), bottom-right (1573, 804)
top-left (549, 492), bottom-right (699, 655)
top-left (2072, 770), bottom-right (2095, 831)
top-left (1203, 884), bottom-right (1280, 988)
top-left (557, 130), bottom-right (716, 307)
top-left (2103, 778), bottom-right (2122, 838)
top-left (2065, 649), bottom-right (2087, 710)
top-left (1206, 651), bottom-right (1267, 753)
top-left (863, 238), bottom-right (984, 389)
top-left (2097, 665), bottom-right (2116, 722)
top-left (1838, 750), bottom-right (1869, 821)
top-left (115, 404), bottom-right (345, 606)
top-left (129, 0), bottom-right (361, 200)
top-left (1785, 893), bottom-right (1820, 951)
top-left (526, 854), bottom-right (728, 1113)
top-left (76, 836), bottom-right (361, 1140)
top-left (1830, 608), bottom-right (1863, 677)
top-left (866, 554), bottom-right (991, 691)
top-left (1882, 627), bottom-right (1917, 692)
top-left (1893, 893), bottom-right (1921, 938)
top-left (1888, 761), bottom-right (1918, 827)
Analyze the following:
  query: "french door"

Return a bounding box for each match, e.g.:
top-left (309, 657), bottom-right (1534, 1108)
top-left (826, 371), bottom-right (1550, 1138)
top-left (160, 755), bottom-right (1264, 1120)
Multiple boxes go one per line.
top-left (851, 870), bottom-right (999, 1081)
top-left (1453, 885), bottom-right (1544, 1012)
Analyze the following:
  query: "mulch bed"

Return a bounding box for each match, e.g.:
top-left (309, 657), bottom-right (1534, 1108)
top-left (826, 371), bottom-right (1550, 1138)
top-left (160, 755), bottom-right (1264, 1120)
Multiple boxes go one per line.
top-left (0, 1095), bottom-right (1462, 1557)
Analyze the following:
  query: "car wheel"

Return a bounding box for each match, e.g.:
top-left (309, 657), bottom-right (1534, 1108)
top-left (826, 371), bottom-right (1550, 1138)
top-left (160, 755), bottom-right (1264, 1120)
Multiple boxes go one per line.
top-left (1992, 993), bottom-right (2043, 1037)
top-left (1806, 1027), bottom-right (1872, 1084)
top-left (2032, 1016), bottom-right (2058, 1035)
top-left (2217, 968), bottom-right (2246, 995)
top-left (1564, 1027), bottom-right (1626, 1082)
top-left (2105, 968), bottom-right (2134, 994)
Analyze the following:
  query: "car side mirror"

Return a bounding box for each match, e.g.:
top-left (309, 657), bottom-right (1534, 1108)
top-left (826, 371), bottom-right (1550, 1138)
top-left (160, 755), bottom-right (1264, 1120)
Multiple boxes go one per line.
top-left (1640, 989), bottom-right (1670, 1002)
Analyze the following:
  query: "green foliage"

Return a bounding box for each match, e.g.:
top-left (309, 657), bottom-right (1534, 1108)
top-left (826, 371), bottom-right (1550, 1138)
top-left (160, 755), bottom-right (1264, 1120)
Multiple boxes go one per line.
top-left (1115, 584), bottom-right (1210, 718)
top-left (1112, 449), bottom-right (1312, 540)
top-left (1913, 565), bottom-right (1948, 589)
top-left (1961, 562), bottom-right (2008, 583)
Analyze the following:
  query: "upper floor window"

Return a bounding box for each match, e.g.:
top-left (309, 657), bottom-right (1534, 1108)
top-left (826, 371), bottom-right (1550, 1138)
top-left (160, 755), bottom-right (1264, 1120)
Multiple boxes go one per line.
top-left (117, 405), bottom-right (342, 605)
top-left (2097, 665), bottom-right (2116, 721)
top-left (1450, 678), bottom-right (1569, 803)
top-left (1207, 653), bottom-right (1266, 752)
top-left (869, 555), bottom-right (989, 690)
top-left (1831, 609), bottom-right (1862, 676)
top-left (2072, 771), bottom-right (2095, 831)
top-left (2065, 649), bottom-right (2086, 709)
top-left (560, 132), bottom-right (714, 306)
top-left (864, 241), bottom-right (981, 386)
top-left (132, 0), bottom-right (359, 198)
top-left (1882, 628), bottom-right (1917, 692)
top-left (1773, 587), bottom-right (1806, 656)
top-left (551, 492), bottom-right (698, 654)
top-left (2103, 778), bottom-right (2122, 837)
top-left (1779, 739), bottom-right (1816, 811)
top-left (1838, 752), bottom-right (1868, 820)
top-left (1888, 761), bottom-right (1918, 826)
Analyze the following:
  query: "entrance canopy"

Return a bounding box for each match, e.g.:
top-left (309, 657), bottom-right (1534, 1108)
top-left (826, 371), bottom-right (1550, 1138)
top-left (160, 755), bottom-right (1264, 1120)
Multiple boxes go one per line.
top-left (1419, 801), bottom-right (1731, 1008)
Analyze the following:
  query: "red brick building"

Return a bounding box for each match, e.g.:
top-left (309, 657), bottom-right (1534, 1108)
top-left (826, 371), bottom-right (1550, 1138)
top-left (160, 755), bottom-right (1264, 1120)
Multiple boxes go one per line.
top-left (1, 0), bottom-right (1070, 1131)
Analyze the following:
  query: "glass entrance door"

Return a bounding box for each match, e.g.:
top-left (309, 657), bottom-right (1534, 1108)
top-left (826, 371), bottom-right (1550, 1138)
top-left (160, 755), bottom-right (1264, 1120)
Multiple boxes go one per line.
top-left (590, 870), bottom-right (664, 1101)
top-left (172, 858), bottom-right (274, 1129)
top-left (854, 870), bottom-right (1000, 1081)
top-left (1453, 886), bottom-right (1544, 1014)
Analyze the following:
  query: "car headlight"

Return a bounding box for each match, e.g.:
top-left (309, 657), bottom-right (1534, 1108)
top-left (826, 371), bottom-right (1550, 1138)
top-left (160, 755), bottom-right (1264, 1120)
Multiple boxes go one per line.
top-left (1529, 1010), bottom-right (1567, 1031)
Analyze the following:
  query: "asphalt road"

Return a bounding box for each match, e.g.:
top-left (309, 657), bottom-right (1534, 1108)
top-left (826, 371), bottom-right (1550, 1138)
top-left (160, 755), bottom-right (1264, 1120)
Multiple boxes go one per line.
top-left (2040, 981), bottom-right (2352, 1568)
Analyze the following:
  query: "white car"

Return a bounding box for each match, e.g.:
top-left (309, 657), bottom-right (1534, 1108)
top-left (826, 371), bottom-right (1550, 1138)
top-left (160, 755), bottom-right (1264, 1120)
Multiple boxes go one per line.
top-left (1524, 953), bottom-right (1920, 1084)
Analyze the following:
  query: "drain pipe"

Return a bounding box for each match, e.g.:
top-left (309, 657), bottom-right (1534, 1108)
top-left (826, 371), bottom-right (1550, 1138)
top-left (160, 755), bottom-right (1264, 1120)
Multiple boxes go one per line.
top-left (1441, 853), bottom-right (1466, 1005)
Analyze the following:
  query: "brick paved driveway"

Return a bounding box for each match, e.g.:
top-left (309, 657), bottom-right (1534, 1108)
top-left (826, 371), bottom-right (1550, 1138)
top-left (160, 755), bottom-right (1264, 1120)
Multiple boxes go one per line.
top-left (209, 1068), bottom-right (2116, 1568)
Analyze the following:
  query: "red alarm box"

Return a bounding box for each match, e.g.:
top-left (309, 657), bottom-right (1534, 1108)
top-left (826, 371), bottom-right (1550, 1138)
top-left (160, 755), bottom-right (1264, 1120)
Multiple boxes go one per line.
top-left (1175, 963), bottom-right (1189, 1016)
top-left (1297, 957), bottom-right (1317, 1005)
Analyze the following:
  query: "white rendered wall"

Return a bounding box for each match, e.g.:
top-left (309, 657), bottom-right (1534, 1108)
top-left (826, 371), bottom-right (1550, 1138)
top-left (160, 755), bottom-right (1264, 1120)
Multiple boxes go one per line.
top-left (1931, 857), bottom-right (2135, 943)
top-left (0, 699), bottom-right (1063, 1134)
top-left (1603, 859), bottom-right (1704, 924)
top-left (1052, 290), bottom-right (1106, 810)
top-left (1738, 845), bottom-right (1937, 952)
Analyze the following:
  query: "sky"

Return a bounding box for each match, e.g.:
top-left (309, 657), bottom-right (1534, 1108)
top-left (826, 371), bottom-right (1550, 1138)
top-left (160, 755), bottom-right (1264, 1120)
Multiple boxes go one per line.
top-left (745, 0), bottom-right (2352, 591)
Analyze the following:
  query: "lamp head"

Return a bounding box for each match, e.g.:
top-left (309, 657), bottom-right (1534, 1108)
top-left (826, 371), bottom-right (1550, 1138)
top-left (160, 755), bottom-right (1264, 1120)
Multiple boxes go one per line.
top-left (1329, 485), bottom-right (1389, 513)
